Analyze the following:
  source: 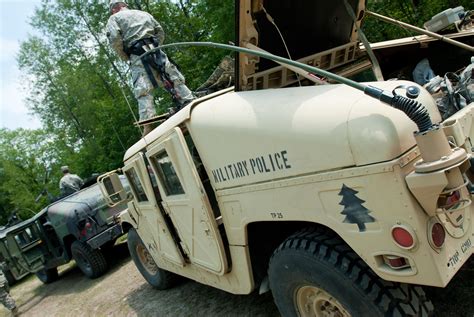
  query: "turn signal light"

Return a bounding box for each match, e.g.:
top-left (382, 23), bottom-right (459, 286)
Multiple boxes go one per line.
top-left (392, 226), bottom-right (415, 249)
top-left (383, 255), bottom-right (410, 269)
top-left (438, 190), bottom-right (462, 211)
top-left (430, 222), bottom-right (446, 249)
top-left (445, 190), bottom-right (461, 207)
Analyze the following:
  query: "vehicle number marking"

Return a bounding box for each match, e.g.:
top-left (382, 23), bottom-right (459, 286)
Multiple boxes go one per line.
top-left (447, 237), bottom-right (471, 267)
top-left (447, 251), bottom-right (460, 267)
top-left (270, 212), bottom-right (284, 219)
top-left (461, 238), bottom-right (471, 253)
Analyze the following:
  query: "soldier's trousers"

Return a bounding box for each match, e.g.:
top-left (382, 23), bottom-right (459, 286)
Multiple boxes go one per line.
top-left (130, 53), bottom-right (194, 121)
top-left (0, 283), bottom-right (16, 311)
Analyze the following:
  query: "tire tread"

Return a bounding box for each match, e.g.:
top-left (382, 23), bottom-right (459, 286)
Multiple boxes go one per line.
top-left (71, 241), bottom-right (107, 278)
top-left (127, 228), bottom-right (176, 290)
top-left (269, 227), bottom-right (434, 317)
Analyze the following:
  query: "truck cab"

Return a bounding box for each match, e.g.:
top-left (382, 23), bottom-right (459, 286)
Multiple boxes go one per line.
top-left (99, 1), bottom-right (473, 316)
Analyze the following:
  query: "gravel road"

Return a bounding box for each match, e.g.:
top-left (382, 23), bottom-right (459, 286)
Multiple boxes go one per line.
top-left (0, 242), bottom-right (472, 317)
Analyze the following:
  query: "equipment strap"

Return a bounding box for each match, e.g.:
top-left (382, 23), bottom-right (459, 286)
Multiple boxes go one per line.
top-left (126, 38), bottom-right (180, 103)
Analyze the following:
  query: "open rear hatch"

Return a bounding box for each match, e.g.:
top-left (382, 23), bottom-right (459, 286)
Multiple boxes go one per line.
top-left (237, 0), bottom-right (365, 91)
top-left (236, 0), bottom-right (474, 90)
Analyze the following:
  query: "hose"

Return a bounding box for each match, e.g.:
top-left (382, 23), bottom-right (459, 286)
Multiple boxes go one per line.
top-left (364, 85), bottom-right (433, 132)
top-left (391, 95), bottom-right (433, 133)
top-left (142, 41), bottom-right (435, 132)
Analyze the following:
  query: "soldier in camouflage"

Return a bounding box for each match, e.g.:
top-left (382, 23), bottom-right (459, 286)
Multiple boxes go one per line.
top-left (59, 166), bottom-right (84, 196)
top-left (106, 0), bottom-right (195, 135)
top-left (0, 263), bottom-right (17, 316)
top-left (196, 55), bottom-right (235, 96)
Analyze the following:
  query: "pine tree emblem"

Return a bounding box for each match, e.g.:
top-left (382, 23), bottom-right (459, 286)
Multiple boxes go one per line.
top-left (339, 184), bottom-right (375, 232)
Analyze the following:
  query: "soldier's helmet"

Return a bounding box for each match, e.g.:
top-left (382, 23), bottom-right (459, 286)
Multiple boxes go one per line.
top-left (61, 166), bottom-right (69, 173)
top-left (109, 0), bottom-right (127, 12)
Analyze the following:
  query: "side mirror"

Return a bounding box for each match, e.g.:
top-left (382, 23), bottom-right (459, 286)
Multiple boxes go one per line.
top-left (97, 171), bottom-right (130, 207)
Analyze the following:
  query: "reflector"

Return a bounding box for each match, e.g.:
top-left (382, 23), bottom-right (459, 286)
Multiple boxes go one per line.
top-left (392, 226), bottom-right (415, 248)
top-left (431, 222), bottom-right (446, 248)
top-left (387, 256), bottom-right (407, 268)
top-left (446, 190), bottom-right (461, 207)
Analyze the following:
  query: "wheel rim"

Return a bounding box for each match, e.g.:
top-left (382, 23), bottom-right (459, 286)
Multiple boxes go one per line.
top-left (136, 244), bottom-right (158, 275)
top-left (74, 251), bottom-right (92, 273)
top-left (295, 285), bottom-right (351, 317)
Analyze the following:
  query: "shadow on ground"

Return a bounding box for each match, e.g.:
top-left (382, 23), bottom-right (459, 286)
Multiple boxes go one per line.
top-left (425, 257), bottom-right (474, 317)
top-left (126, 278), bottom-right (280, 317)
top-left (126, 255), bottom-right (473, 317)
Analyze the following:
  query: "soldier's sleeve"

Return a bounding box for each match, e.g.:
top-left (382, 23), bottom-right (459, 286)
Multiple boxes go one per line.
top-left (0, 268), bottom-right (5, 287)
top-left (106, 18), bottom-right (129, 61)
top-left (77, 175), bottom-right (84, 188)
top-left (59, 179), bottom-right (66, 190)
top-left (151, 16), bottom-right (165, 44)
top-left (196, 66), bottom-right (224, 91)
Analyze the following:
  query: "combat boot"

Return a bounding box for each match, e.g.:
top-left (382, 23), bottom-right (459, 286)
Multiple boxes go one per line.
top-left (11, 307), bottom-right (19, 316)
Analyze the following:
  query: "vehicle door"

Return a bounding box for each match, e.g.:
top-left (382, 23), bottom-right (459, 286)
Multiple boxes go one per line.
top-left (146, 127), bottom-right (228, 275)
top-left (2, 221), bottom-right (48, 275)
top-left (123, 153), bottom-right (184, 266)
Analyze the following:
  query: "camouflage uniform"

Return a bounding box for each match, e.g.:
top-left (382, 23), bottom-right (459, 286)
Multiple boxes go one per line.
top-left (196, 56), bottom-right (235, 95)
top-left (59, 173), bottom-right (84, 196)
top-left (106, 6), bottom-right (194, 121)
top-left (0, 265), bottom-right (16, 313)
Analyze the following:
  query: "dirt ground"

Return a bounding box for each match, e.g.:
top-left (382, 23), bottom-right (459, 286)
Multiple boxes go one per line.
top-left (1, 242), bottom-right (472, 317)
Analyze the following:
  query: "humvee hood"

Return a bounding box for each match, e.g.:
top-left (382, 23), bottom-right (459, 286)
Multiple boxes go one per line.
top-left (189, 81), bottom-right (441, 189)
top-left (46, 184), bottom-right (118, 223)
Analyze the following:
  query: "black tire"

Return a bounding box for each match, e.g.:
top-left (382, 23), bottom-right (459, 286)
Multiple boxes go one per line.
top-left (3, 270), bottom-right (17, 285)
top-left (71, 240), bottom-right (108, 278)
top-left (268, 227), bottom-right (434, 317)
top-left (127, 228), bottom-right (176, 290)
top-left (36, 267), bottom-right (59, 284)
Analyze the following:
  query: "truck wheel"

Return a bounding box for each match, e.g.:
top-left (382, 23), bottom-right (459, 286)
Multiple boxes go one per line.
top-left (36, 268), bottom-right (59, 284)
top-left (71, 241), bottom-right (108, 278)
top-left (127, 228), bottom-right (176, 290)
top-left (268, 228), bottom-right (434, 317)
top-left (3, 270), bottom-right (17, 285)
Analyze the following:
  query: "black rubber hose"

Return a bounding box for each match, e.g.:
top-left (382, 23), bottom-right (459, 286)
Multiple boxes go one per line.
top-left (364, 85), bottom-right (433, 133)
top-left (390, 95), bottom-right (433, 133)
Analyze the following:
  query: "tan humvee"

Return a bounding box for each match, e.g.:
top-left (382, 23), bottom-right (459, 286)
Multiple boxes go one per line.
top-left (99, 1), bottom-right (473, 316)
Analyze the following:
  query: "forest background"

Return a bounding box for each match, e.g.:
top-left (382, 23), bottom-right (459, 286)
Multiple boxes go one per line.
top-left (0, 0), bottom-right (471, 224)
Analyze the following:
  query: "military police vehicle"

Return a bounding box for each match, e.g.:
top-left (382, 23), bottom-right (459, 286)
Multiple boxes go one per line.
top-left (99, 1), bottom-right (473, 316)
top-left (0, 176), bottom-right (129, 284)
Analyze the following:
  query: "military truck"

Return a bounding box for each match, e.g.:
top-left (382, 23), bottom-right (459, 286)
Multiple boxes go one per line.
top-left (0, 176), bottom-right (129, 284)
top-left (99, 1), bottom-right (473, 316)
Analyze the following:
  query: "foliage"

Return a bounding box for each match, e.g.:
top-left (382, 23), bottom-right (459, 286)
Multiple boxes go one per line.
top-left (0, 129), bottom-right (66, 223)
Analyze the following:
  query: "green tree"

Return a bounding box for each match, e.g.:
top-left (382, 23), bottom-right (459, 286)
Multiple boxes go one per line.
top-left (0, 129), bottom-right (67, 223)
